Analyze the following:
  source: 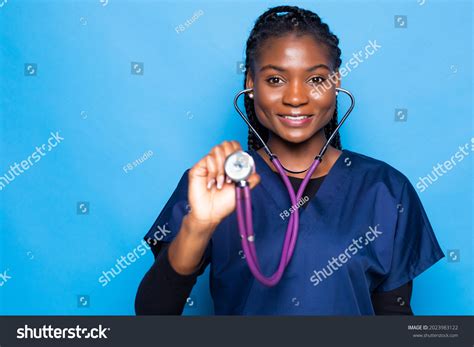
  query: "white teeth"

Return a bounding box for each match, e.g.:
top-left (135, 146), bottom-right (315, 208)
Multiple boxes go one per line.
top-left (283, 115), bottom-right (309, 120)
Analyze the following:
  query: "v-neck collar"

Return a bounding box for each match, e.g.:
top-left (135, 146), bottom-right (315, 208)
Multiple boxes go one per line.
top-left (247, 148), bottom-right (353, 220)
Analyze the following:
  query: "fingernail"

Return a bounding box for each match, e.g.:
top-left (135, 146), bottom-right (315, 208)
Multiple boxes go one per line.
top-left (207, 178), bottom-right (215, 190)
top-left (217, 175), bottom-right (224, 189)
top-left (226, 177), bottom-right (232, 184)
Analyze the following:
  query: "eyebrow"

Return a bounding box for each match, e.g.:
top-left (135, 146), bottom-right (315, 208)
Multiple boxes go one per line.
top-left (259, 64), bottom-right (331, 72)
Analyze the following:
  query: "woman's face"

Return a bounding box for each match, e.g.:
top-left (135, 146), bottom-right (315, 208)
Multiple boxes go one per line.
top-left (246, 33), bottom-right (340, 144)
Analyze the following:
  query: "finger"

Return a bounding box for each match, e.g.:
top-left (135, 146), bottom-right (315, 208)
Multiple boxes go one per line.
top-left (211, 145), bottom-right (226, 190)
top-left (206, 154), bottom-right (218, 189)
top-left (247, 172), bottom-right (261, 190)
top-left (221, 140), bottom-right (236, 157)
top-left (230, 140), bottom-right (242, 152)
top-left (189, 155), bottom-right (209, 179)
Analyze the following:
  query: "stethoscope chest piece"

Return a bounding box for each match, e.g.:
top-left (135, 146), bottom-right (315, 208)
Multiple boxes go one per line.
top-left (224, 150), bottom-right (255, 184)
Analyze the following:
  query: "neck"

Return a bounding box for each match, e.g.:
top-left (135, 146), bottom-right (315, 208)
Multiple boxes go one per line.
top-left (256, 130), bottom-right (342, 179)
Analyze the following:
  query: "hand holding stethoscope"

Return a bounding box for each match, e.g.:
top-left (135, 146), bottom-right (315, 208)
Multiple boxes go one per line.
top-left (186, 140), bottom-right (261, 230)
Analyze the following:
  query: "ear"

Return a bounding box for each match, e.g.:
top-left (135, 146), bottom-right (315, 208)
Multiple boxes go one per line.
top-left (334, 70), bottom-right (341, 89)
top-left (245, 70), bottom-right (254, 90)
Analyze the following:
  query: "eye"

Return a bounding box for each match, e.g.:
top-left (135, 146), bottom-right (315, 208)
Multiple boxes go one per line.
top-left (309, 76), bottom-right (326, 84)
top-left (266, 76), bottom-right (284, 85)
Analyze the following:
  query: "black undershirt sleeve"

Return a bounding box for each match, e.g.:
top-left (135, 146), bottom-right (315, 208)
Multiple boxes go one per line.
top-left (134, 242), bottom-right (207, 315)
top-left (371, 281), bottom-right (414, 315)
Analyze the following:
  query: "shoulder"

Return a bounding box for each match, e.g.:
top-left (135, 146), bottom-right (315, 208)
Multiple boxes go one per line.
top-left (170, 168), bottom-right (191, 191)
top-left (158, 168), bottom-right (192, 207)
top-left (343, 149), bottom-right (411, 193)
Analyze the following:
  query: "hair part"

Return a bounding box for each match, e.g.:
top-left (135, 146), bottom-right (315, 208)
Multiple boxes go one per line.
top-left (244, 5), bottom-right (342, 151)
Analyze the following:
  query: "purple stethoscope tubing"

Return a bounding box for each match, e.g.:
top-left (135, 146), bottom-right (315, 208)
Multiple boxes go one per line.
top-left (232, 87), bottom-right (355, 287)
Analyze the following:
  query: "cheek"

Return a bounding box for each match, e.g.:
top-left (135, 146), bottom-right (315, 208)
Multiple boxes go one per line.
top-left (252, 93), bottom-right (279, 125)
top-left (311, 86), bottom-right (336, 109)
top-left (255, 84), bottom-right (281, 112)
top-left (253, 102), bottom-right (272, 128)
top-left (312, 91), bottom-right (337, 125)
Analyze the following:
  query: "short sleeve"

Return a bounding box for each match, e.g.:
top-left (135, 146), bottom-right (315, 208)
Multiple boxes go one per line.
top-left (374, 179), bottom-right (445, 292)
top-left (144, 169), bottom-right (191, 257)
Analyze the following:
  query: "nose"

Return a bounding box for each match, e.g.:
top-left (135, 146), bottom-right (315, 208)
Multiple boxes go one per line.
top-left (282, 80), bottom-right (309, 107)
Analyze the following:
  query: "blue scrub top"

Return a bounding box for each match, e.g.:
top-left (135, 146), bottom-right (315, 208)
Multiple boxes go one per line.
top-left (145, 149), bottom-right (445, 315)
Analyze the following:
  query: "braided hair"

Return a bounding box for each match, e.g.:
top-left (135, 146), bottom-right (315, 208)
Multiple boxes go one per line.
top-left (244, 5), bottom-right (342, 151)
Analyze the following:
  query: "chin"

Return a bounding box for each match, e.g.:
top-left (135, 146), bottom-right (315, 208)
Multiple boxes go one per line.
top-left (279, 132), bottom-right (315, 145)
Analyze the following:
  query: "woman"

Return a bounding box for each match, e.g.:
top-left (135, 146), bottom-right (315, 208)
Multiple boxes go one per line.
top-left (135, 5), bottom-right (444, 315)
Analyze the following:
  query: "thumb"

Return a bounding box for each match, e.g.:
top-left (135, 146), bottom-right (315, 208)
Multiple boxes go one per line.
top-left (247, 172), bottom-right (261, 190)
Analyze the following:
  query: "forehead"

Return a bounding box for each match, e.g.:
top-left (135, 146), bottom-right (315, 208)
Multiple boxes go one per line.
top-left (255, 33), bottom-right (332, 71)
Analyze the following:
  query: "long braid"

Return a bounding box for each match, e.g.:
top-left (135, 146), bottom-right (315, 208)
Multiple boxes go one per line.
top-left (244, 5), bottom-right (342, 151)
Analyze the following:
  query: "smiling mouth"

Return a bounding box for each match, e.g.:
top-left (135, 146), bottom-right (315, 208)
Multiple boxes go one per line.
top-left (278, 114), bottom-right (313, 120)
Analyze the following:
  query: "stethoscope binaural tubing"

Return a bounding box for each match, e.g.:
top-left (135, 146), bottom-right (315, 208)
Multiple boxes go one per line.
top-left (230, 87), bottom-right (355, 287)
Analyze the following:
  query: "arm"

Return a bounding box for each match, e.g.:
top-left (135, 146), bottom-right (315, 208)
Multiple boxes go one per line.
top-left (371, 281), bottom-right (414, 315)
top-left (135, 140), bottom-right (260, 315)
top-left (167, 214), bottom-right (216, 275)
top-left (134, 215), bottom-right (215, 315)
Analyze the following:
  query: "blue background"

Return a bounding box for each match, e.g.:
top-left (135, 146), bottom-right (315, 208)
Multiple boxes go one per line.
top-left (0, 0), bottom-right (472, 315)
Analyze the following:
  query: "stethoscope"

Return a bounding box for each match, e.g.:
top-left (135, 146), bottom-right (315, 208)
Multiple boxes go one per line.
top-left (223, 87), bottom-right (355, 287)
